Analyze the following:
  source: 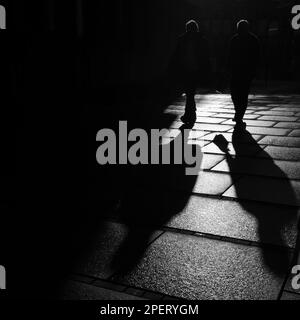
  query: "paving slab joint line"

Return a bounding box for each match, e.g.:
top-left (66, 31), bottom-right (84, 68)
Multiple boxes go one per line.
top-left (188, 192), bottom-right (299, 209)
top-left (111, 194), bottom-right (300, 217)
top-left (277, 265), bottom-right (297, 300)
top-left (219, 194), bottom-right (300, 209)
top-left (282, 289), bottom-right (300, 296)
top-left (206, 168), bottom-right (300, 182)
top-left (160, 225), bottom-right (295, 252)
top-left (69, 273), bottom-right (183, 300)
top-left (270, 121), bottom-right (280, 129)
top-left (103, 216), bottom-right (296, 251)
top-left (69, 273), bottom-right (131, 295)
top-left (217, 175), bottom-right (243, 196)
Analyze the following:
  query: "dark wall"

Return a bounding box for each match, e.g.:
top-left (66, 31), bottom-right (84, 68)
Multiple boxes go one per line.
top-left (79, 0), bottom-right (298, 89)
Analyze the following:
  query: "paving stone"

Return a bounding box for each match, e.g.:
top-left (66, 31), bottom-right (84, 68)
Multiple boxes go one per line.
top-left (61, 280), bottom-right (146, 300)
top-left (187, 130), bottom-right (209, 141)
top-left (274, 122), bottom-right (300, 129)
top-left (289, 130), bottom-right (300, 137)
top-left (273, 107), bottom-right (300, 112)
top-left (195, 117), bottom-right (226, 124)
top-left (213, 113), bottom-right (237, 119)
top-left (281, 292), bottom-right (300, 300)
top-left (190, 172), bottom-right (236, 196)
top-left (164, 128), bottom-right (207, 141)
top-left (242, 114), bottom-right (262, 120)
top-left (207, 108), bottom-right (236, 113)
top-left (162, 296), bottom-right (181, 300)
top-left (195, 111), bottom-right (218, 117)
top-left (201, 154), bottom-right (225, 170)
top-left (125, 287), bottom-right (145, 296)
top-left (93, 279), bottom-right (126, 292)
top-left (203, 132), bottom-right (262, 143)
top-left (200, 108), bottom-right (253, 114)
top-left (248, 106), bottom-right (271, 110)
top-left (269, 159), bottom-right (300, 179)
top-left (194, 107), bottom-right (231, 113)
top-left (193, 123), bottom-right (233, 132)
top-left (142, 292), bottom-right (164, 300)
top-left (214, 113), bottom-right (259, 120)
top-left (196, 94), bottom-right (232, 99)
top-left (212, 158), bottom-right (300, 179)
top-left (258, 146), bottom-right (300, 161)
top-left (68, 274), bottom-right (94, 284)
top-left (259, 116), bottom-right (299, 122)
top-left (259, 136), bottom-right (300, 147)
top-left (221, 105), bottom-right (235, 108)
top-left (202, 142), bottom-right (261, 157)
top-left (254, 111), bottom-right (296, 116)
top-left (223, 119), bottom-right (276, 127)
top-left (112, 233), bottom-right (290, 300)
top-left (230, 127), bottom-right (291, 136)
top-left (73, 222), bottom-right (128, 279)
top-left (223, 176), bottom-right (300, 206)
top-left (167, 196), bottom-right (298, 247)
top-left (73, 222), bottom-right (163, 280)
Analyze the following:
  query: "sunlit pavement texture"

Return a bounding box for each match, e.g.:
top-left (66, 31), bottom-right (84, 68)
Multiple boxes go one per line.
top-left (63, 94), bottom-right (300, 300)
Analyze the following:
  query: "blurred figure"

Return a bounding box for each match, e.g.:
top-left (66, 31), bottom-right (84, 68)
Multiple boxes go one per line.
top-left (228, 20), bottom-right (260, 129)
top-left (170, 20), bottom-right (211, 124)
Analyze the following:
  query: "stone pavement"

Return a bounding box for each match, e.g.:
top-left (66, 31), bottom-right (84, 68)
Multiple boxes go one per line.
top-left (63, 94), bottom-right (300, 300)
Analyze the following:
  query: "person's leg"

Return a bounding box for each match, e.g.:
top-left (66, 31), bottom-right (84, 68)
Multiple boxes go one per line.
top-left (232, 74), bottom-right (252, 129)
top-left (186, 87), bottom-right (196, 111)
top-left (239, 77), bottom-right (252, 121)
top-left (231, 76), bottom-right (242, 122)
top-left (181, 77), bottom-right (196, 123)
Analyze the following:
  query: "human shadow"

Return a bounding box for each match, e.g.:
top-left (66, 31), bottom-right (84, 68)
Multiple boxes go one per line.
top-left (110, 122), bottom-right (201, 275)
top-left (68, 16), bottom-right (211, 288)
top-left (63, 72), bottom-right (205, 287)
top-left (213, 129), bottom-right (298, 276)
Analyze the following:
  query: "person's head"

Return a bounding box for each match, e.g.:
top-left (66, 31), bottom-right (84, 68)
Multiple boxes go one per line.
top-left (237, 19), bottom-right (250, 35)
top-left (186, 20), bottom-right (199, 33)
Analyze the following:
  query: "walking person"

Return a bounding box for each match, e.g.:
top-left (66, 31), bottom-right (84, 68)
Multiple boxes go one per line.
top-left (170, 20), bottom-right (211, 124)
top-left (228, 20), bottom-right (260, 129)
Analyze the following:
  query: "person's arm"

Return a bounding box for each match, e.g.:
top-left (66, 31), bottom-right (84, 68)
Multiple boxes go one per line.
top-left (167, 37), bottom-right (182, 77)
top-left (202, 38), bottom-right (212, 74)
top-left (255, 37), bottom-right (261, 69)
top-left (251, 36), bottom-right (261, 77)
top-left (227, 37), bottom-right (234, 73)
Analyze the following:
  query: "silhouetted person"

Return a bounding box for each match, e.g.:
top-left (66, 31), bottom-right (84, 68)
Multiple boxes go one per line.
top-left (228, 20), bottom-right (260, 129)
top-left (170, 20), bottom-right (211, 124)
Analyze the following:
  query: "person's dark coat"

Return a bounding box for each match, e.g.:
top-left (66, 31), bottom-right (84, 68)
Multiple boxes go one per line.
top-left (169, 32), bottom-right (211, 88)
top-left (228, 32), bottom-right (260, 78)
